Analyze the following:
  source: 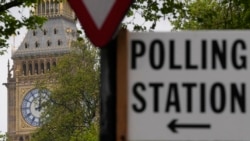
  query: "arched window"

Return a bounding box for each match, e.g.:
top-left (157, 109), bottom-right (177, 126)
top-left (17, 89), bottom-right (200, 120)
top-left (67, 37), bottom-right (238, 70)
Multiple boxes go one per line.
top-left (25, 135), bottom-right (30, 141)
top-left (55, 1), bottom-right (59, 13)
top-left (29, 63), bottom-right (32, 75)
top-left (50, 1), bottom-right (54, 13)
top-left (41, 62), bottom-right (44, 74)
top-left (46, 1), bottom-right (50, 13)
top-left (47, 62), bottom-right (50, 71)
top-left (54, 28), bottom-right (57, 34)
top-left (22, 64), bottom-right (26, 76)
top-left (35, 41), bottom-right (39, 48)
top-left (53, 61), bottom-right (56, 67)
top-left (44, 29), bottom-right (47, 35)
top-left (42, 1), bottom-right (46, 15)
top-left (33, 30), bottom-right (36, 36)
top-left (47, 40), bottom-right (51, 47)
top-left (37, 1), bottom-right (42, 15)
top-left (35, 63), bottom-right (38, 74)
top-left (19, 136), bottom-right (24, 141)
top-left (58, 40), bottom-right (62, 46)
top-left (25, 43), bottom-right (29, 49)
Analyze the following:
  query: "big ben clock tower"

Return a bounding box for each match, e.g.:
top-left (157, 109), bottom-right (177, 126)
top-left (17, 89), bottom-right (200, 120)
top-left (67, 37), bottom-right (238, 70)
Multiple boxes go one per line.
top-left (4, 1), bottom-right (77, 141)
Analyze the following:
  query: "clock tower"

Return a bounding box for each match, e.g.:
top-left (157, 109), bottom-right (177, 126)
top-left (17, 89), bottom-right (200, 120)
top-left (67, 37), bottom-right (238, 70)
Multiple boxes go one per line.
top-left (4, 1), bottom-right (77, 141)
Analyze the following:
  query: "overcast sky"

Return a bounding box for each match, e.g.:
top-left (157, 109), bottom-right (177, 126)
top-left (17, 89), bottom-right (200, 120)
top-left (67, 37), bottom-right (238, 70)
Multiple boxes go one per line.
top-left (0, 7), bottom-right (172, 133)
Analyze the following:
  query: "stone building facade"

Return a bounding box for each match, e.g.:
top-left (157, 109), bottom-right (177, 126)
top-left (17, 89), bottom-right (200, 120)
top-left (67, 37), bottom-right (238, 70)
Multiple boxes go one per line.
top-left (4, 1), bottom-right (77, 140)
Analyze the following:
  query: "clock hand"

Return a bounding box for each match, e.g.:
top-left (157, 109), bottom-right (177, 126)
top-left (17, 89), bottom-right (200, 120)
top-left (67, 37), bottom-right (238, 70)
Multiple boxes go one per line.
top-left (38, 95), bottom-right (42, 111)
top-left (35, 96), bottom-right (42, 112)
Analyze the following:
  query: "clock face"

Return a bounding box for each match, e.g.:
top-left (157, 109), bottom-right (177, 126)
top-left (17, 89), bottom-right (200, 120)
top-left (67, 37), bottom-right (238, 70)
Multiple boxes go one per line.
top-left (21, 89), bottom-right (50, 127)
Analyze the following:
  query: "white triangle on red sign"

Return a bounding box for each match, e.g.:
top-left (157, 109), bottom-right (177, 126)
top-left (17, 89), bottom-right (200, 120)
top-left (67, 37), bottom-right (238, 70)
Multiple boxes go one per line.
top-left (82, 0), bottom-right (115, 29)
top-left (68, 0), bottom-right (133, 47)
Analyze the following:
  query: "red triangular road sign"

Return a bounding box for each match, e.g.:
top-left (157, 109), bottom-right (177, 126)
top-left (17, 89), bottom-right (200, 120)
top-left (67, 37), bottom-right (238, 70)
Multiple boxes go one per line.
top-left (68, 0), bottom-right (133, 47)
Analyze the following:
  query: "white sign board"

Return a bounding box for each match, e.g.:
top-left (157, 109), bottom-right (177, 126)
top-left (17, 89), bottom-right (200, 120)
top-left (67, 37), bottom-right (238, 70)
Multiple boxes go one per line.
top-left (127, 31), bottom-right (250, 141)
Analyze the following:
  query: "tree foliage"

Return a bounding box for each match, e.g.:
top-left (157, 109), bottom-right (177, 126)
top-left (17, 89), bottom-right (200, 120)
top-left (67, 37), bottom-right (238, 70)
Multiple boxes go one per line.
top-left (69, 122), bottom-right (99, 141)
top-left (171, 0), bottom-right (250, 30)
top-left (0, 0), bottom-right (47, 55)
top-left (31, 39), bottom-right (100, 141)
top-left (125, 0), bottom-right (184, 31)
top-left (0, 132), bottom-right (6, 141)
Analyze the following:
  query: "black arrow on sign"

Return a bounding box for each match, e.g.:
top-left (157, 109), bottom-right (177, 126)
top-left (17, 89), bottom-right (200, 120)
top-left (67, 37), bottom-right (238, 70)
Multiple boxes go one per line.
top-left (168, 119), bottom-right (211, 133)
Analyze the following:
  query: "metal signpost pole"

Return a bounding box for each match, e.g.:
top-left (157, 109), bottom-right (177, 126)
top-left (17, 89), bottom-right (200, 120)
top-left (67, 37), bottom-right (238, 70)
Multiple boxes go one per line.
top-left (100, 39), bottom-right (117, 141)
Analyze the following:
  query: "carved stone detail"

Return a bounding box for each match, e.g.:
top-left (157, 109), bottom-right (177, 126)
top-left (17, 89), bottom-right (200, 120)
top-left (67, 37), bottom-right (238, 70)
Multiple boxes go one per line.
top-left (20, 119), bottom-right (31, 129)
top-left (20, 88), bottom-right (31, 98)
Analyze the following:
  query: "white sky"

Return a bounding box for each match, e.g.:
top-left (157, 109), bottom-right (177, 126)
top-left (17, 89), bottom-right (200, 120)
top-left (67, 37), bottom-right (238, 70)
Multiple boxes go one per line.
top-left (0, 47), bottom-right (9, 134)
top-left (0, 7), bottom-right (172, 133)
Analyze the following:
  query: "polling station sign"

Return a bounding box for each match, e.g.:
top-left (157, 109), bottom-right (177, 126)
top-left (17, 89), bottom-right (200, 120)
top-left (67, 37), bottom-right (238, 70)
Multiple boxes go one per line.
top-left (117, 31), bottom-right (250, 141)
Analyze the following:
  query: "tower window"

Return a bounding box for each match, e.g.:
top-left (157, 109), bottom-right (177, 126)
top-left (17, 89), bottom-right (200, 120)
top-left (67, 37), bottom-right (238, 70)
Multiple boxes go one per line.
top-left (47, 40), bottom-right (51, 47)
top-left (25, 43), bottom-right (29, 48)
top-left (25, 135), bottom-right (30, 140)
top-left (19, 136), bottom-right (24, 141)
top-left (46, 2), bottom-right (49, 13)
top-left (29, 63), bottom-right (32, 75)
top-left (42, 1), bottom-right (46, 15)
top-left (58, 40), bottom-right (62, 46)
top-left (43, 29), bottom-right (47, 35)
top-left (41, 62), bottom-right (44, 74)
top-left (55, 2), bottom-right (59, 13)
top-left (33, 30), bottom-right (36, 36)
top-left (35, 63), bottom-right (38, 74)
top-left (37, 2), bottom-right (42, 15)
top-left (22, 64), bottom-right (26, 76)
top-left (35, 41), bottom-right (39, 48)
top-left (54, 28), bottom-right (57, 34)
top-left (50, 4), bottom-right (54, 13)
top-left (47, 62), bottom-right (50, 71)
top-left (53, 61), bottom-right (56, 67)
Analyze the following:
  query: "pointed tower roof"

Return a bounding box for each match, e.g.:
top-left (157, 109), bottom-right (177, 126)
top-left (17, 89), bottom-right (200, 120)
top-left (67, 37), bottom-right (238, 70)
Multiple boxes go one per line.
top-left (12, 1), bottom-right (77, 59)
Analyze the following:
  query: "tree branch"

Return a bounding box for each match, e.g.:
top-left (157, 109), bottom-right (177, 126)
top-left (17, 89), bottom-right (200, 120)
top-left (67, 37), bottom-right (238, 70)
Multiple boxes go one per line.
top-left (0, 0), bottom-right (24, 13)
